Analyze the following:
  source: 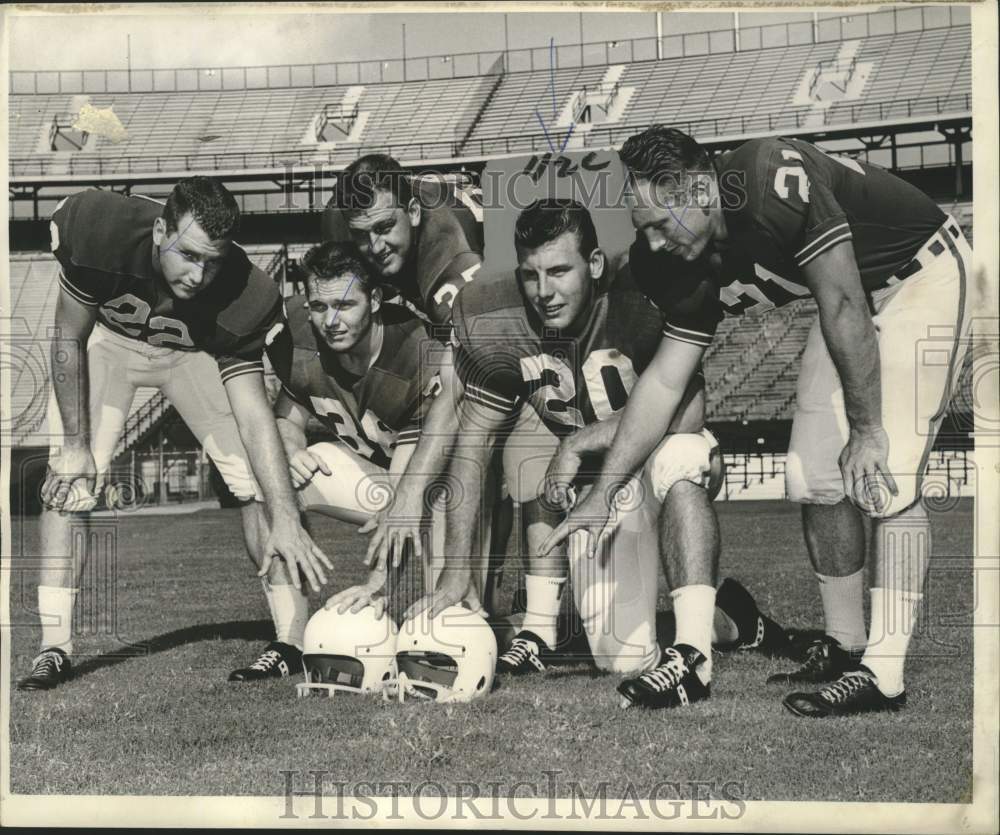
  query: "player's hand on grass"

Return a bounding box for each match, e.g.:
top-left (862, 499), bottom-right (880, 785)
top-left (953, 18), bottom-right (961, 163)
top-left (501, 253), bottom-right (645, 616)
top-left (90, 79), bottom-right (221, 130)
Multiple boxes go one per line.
top-left (543, 443), bottom-right (582, 511)
top-left (359, 483), bottom-right (427, 571)
top-left (326, 567), bottom-right (389, 619)
top-left (41, 445), bottom-right (99, 513)
top-left (403, 564), bottom-right (484, 621)
top-left (287, 447), bottom-right (332, 489)
top-left (839, 426), bottom-right (898, 515)
top-left (539, 485), bottom-right (617, 560)
top-left (258, 517), bottom-right (333, 593)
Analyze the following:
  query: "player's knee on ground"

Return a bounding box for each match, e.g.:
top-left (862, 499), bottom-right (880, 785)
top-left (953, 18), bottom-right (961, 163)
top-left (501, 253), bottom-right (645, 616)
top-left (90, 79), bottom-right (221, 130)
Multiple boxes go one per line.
top-left (646, 429), bottom-right (722, 504)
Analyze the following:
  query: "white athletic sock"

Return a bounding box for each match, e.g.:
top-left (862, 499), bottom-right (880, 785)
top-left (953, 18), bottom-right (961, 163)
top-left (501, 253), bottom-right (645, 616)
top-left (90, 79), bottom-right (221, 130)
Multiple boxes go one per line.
top-left (816, 568), bottom-right (867, 652)
top-left (262, 580), bottom-right (309, 650)
top-left (521, 574), bottom-right (566, 650)
top-left (38, 585), bottom-right (78, 655)
top-left (671, 584), bottom-right (716, 684)
top-left (861, 587), bottom-right (922, 698)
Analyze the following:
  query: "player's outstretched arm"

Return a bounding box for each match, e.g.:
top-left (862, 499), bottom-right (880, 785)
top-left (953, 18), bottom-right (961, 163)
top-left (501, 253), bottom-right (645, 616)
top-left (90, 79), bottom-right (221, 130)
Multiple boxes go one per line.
top-left (803, 241), bottom-right (897, 512)
top-left (540, 336), bottom-right (706, 558)
top-left (361, 350), bottom-right (462, 570)
top-left (224, 371), bottom-right (333, 592)
top-left (41, 289), bottom-right (99, 512)
top-left (402, 393), bottom-right (509, 622)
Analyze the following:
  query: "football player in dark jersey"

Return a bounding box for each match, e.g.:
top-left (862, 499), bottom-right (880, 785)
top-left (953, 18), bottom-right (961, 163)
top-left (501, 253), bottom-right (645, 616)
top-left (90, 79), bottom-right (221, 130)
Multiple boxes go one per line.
top-left (544, 126), bottom-right (977, 717)
top-left (18, 178), bottom-right (332, 692)
top-left (401, 198), bottom-right (786, 702)
top-left (326, 154), bottom-right (511, 610)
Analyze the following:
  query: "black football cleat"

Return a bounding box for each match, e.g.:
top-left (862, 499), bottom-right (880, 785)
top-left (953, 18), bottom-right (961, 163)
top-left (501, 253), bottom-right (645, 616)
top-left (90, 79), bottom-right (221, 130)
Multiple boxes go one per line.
top-left (228, 641), bottom-right (302, 682)
top-left (715, 577), bottom-right (793, 657)
top-left (17, 648), bottom-right (72, 691)
top-left (617, 644), bottom-right (710, 709)
top-left (783, 668), bottom-right (906, 718)
top-left (496, 630), bottom-right (553, 675)
top-left (767, 634), bottom-right (863, 685)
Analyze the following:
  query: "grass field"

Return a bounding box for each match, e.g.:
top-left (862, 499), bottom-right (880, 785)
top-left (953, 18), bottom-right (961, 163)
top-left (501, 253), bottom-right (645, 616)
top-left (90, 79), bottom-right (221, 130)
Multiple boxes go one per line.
top-left (7, 499), bottom-right (975, 802)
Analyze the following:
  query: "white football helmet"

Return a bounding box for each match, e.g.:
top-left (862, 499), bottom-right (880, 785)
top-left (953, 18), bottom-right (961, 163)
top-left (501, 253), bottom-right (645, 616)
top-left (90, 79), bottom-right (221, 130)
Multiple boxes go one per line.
top-left (387, 605), bottom-right (497, 703)
top-left (296, 606), bottom-right (398, 698)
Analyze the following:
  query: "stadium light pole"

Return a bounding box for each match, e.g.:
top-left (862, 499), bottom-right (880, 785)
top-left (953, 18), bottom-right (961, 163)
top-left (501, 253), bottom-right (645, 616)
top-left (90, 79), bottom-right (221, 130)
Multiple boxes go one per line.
top-left (655, 12), bottom-right (663, 60)
top-left (402, 23), bottom-right (406, 82)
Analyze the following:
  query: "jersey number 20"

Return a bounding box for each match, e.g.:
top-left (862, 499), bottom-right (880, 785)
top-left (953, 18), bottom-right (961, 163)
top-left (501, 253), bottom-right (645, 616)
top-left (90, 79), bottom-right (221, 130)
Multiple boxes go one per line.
top-left (520, 349), bottom-right (637, 428)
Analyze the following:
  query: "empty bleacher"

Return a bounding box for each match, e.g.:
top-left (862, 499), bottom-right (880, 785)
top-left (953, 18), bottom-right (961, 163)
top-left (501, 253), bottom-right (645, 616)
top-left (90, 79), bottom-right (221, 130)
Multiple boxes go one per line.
top-left (8, 16), bottom-right (971, 177)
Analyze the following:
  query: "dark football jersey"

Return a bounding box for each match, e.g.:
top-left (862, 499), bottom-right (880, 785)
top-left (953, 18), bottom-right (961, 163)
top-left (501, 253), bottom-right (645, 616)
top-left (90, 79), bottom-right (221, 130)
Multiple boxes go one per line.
top-left (631, 136), bottom-right (948, 348)
top-left (266, 298), bottom-right (438, 468)
top-left (52, 189), bottom-right (282, 383)
top-left (450, 267), bottom-right (664, 437)
top-left (322, 178), bottom-right (483, 327)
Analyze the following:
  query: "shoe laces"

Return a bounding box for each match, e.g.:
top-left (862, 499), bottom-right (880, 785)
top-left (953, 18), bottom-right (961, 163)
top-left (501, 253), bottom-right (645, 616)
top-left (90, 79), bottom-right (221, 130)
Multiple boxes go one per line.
top-left (30, 650), bottom-right (64, 676)
top-left (249, 649), bottom-right (282, 671)
top-left (796, 640), bottom-right (832, 673)
top-left (740, 616), bottom-right (766, 649)
top-left (819, 670), bottom-right (872, 704)
top-left (500, 637), bottom-right (542, 670)
top-left (637, 648), bottom-right (688, 693)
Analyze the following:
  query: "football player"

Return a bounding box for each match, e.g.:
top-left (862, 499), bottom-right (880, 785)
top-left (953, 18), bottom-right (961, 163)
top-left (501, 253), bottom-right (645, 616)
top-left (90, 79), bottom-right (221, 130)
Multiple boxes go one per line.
top-left (260, 242), bottom-right (478, 620)
top-left (19, 178), bottom-right (332, 691)
top-left (404, 198), bottom-right (783, 702)
top-left (326, 154), bottom-right (511, 606)
top-left (544, 126), bottom-right (977, 717)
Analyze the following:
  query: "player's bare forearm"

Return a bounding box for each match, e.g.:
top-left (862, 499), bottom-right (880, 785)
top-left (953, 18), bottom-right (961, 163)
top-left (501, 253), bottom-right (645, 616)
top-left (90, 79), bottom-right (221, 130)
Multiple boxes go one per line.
top-left (225, 371), bottom-right (300, 522)
top-left (561, 414), bottom-right (621, 457)
top-left (276, 416), bottom-right (308, 459)
top-left (390, 359), bottom-right (462, 500)
top-left (442, 395), bottom-right (509, 564)
top-left (51, 289), bottom-right (97, 450)
top-left (804, 242), bottom-right (882, 433)
top-left (441, 430), bottom-right (496, 569)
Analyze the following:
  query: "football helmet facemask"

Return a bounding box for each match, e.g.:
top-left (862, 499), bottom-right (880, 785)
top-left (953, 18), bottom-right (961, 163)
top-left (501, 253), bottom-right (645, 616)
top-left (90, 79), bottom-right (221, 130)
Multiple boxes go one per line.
top-left (387, 605), bottom-right (497, 704)
top-left (296, 606), bottom-right (398, 698)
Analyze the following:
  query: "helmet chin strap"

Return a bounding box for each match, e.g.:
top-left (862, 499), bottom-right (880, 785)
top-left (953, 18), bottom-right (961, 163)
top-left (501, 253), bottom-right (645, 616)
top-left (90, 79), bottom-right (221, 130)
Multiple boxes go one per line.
top-left (388, 672), bottom-right (461, 704)
top-left (295, 682), bottom-right (367, 699)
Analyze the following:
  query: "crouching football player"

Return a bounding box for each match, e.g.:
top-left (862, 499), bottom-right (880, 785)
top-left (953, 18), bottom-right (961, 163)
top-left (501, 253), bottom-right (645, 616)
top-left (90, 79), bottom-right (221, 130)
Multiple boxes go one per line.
top-left (232, 241), bottom-right (482, 677)
top-left (20, 178), bottom-right (331, 691)
top-left (409, 199), bottom-right (786, 704)
top-left (548, 125), bottom-right (978, 717)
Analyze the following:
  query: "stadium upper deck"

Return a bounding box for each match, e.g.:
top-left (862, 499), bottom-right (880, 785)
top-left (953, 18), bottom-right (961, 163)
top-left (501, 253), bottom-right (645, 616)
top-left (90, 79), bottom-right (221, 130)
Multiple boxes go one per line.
top-left (8, 7), bottom-right (970, 178)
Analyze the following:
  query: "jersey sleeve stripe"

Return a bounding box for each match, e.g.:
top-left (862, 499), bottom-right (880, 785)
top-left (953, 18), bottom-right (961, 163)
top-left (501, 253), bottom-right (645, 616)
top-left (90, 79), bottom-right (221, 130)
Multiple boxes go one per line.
top-left (219, 360), bottom-right (264, 383)
top-left (395, 429), bottom-right (421, 445)
top-left (466, 384), bottom-right (517, 413)
top-left (662, 321), bottom-right (714, 347)
top-left (794, 222), bottom-right (852, 261)
top-left (796, 231), bottom-right (854, 267)
top-left (58, 272), bottom-right (99, 306)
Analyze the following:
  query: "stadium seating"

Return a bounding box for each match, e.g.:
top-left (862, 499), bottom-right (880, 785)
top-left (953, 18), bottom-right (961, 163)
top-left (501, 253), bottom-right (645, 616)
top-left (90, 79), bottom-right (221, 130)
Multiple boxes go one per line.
top-left (8, 18), bottom-right (971, 177)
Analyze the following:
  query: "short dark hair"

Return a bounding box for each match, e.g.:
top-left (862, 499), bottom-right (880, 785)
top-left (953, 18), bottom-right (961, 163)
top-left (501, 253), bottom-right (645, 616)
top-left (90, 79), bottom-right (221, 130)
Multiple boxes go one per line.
top-left (334, 153), bottom-right (413, 214)
top-left (514, 198), bottom-right (599, 261)
top-left (620, 125), bottom-right (712, 185)
top-left (163, 176), bottom-right (240, 240)
top-left (301, 241), bottom-right (373, 296)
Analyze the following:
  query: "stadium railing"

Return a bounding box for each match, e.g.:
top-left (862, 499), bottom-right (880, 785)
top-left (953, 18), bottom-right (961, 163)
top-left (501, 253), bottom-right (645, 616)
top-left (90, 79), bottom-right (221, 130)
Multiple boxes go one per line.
top-left (8, 5), bottom-right (966, 95)
top-left (8, 90), bottom-right (972, 180)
